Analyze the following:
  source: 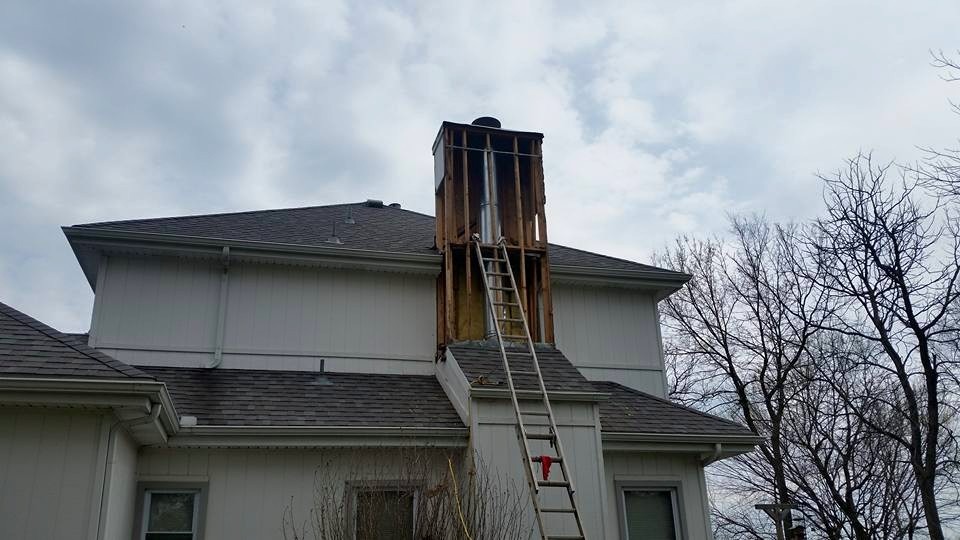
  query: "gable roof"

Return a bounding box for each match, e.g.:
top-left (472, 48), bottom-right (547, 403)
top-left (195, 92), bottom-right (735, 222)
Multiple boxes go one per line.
top-left (139, 366), bottom-right (464, 429)
top-left (68, 202), bottom-right (685, 277)
top-left (0, 301), bottom-right (152, 380)
top-left (593, 380), bottom-right (756, 438)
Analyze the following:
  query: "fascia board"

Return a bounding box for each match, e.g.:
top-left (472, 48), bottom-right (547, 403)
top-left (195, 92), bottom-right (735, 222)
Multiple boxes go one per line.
top-left (166, 425), bottom-right (470, 449)
top-left (63, 227), bottom-right (442, 275)
top-left (0, 377), bottom-right (180, 435)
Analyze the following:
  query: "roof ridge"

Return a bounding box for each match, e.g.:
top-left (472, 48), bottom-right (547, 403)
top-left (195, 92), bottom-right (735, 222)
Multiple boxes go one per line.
top-left (0, 301), bottom-right (151, 380)
top-left (599, 380), bottom-right (753, 432)
top-left (136, 364), bottom-right (438, 379)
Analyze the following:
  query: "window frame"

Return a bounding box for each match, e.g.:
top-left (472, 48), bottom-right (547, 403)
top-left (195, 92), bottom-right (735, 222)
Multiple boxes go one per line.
top-left (615, 480), bottom-right (687, 540)
top-left (346, 481), bottom-right (420, 540)
top-left (133, 481), bottom-right (208, 540)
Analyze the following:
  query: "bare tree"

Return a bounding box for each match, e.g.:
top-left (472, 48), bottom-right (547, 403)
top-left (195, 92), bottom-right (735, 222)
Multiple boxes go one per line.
top-left (798, 153), bottom-right (960, 539)
top-left (658, 216), bottom-right (827, 538)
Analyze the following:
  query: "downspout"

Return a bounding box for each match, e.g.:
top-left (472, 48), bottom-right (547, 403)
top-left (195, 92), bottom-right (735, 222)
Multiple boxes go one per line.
top-left (96, 403), bottom-right (163, 540)
top-left (209, 246), bottom-right (230, 369)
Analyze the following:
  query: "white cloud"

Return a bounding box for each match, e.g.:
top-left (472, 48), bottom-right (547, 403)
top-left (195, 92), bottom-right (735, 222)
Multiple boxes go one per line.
top-left (0, 0), bottom-right (957, 330)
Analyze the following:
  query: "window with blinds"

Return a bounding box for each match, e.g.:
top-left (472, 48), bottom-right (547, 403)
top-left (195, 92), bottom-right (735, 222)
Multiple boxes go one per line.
top-left (622, 488), bottom-right (681, 540)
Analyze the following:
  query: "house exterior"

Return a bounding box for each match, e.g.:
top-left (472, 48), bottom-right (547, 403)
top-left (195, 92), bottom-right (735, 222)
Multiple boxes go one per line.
top-left (0, 118), bottom-right (758, 540)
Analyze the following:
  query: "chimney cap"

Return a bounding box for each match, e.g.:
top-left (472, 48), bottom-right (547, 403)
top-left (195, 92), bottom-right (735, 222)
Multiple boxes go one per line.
top-left (471, 116), bottom-right (501, 128)
top-left (364, 199), bottom-right (384, 208)
top-left (388, 202), bottom-right (401, 208)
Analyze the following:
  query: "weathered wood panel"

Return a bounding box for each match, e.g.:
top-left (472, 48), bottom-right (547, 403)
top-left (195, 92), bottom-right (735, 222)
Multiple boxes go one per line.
top-left (0, 409), bottom-right (106, 540)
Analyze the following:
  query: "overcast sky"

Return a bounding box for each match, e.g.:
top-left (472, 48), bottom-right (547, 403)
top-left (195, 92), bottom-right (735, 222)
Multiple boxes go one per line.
top-left (1, 1), bottom-right (958, 332)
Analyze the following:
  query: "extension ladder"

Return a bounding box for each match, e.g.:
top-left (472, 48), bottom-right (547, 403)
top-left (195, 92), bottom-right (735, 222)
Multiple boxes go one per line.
top-left (472, 235), bottom-right (587, 540)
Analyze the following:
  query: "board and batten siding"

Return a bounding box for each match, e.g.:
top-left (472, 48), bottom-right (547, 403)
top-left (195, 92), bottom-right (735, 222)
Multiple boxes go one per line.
top-left (91, 255), bottom-right (437, 374)
top-left (553, 283), bottom-right (668, 396)
top-left (602, 451), bottom-right (713, 540)
top-left (0, 408), bottom-right (108, 540)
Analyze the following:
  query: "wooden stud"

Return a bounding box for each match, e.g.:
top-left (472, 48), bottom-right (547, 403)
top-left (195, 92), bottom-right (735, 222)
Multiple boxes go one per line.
top-left (535, 139), bottom-right (549, 247)
top-left (462, 129), bottom-right (472, 335)
top-left (443, 129), bottom-right (456, 342)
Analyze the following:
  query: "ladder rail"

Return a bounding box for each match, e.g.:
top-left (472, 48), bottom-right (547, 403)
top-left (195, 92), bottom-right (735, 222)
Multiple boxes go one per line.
top-left (472, 235), bottom-right (587, 540)
top-left (496, 239), bottom-right (587, 538)
top-left (471, 237), bottom-right (549, 537)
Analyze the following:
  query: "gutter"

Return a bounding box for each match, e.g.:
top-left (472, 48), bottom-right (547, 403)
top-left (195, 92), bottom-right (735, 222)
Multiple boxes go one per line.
top-left (167, 425), bottom-right (470, 448)
top-left (601, 431), bottom-right (762, 446)
top-left (0, 376), bottom-right (180, 435)
top-left (551, 264), bottom-right (691, 297)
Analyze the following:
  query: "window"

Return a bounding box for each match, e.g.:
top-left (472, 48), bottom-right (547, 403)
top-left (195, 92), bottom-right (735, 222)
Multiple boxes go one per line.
top-left (353, 487), bottom-right (416, 540)
top-left (137, 485), bottom-right (204, 540)
top-left (621, 487), bottom-right (682, 540)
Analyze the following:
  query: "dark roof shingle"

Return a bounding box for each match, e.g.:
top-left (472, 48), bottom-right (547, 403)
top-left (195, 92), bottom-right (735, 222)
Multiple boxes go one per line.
top-left (71, 202), bottom-right (683, 276)
top-left (594, 380), bottom-right (755, 437)
top-left (448, 342), bottom-right (597, 393)
top-left (0, 302), bottom-right (152, 380)
top-left (140, 366), bottom-right (464, 428)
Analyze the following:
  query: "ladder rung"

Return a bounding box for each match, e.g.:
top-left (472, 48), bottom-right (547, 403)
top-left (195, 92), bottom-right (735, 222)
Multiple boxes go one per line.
top-left (538, 480), bottom-right (570, 488)
top-left (520, 410), bottom-right (549, 416)
top-left (506, 351), bottom-right (532, 356)
top-left (531, 455), bottom-right (562, 463)
top-left (489, 286), bottom-right (515, 291)
top-left (497, 317), bottom-right (524, 323)
top-left (541, 508), bottom-right (576, 514)
top-left (525, 432), bottom-right (556, 441)
top-left (510, 370), bottom-right (538, 376)
top-left (486, 271), bottom-right (511, 276)
top-left (501, 334), bottom-right (526, 340)
top-left (492, 301), bottom-right (518, 306)
top-left (546, 536), bottom-right (584, 540)
top-left (482, 257), bottom-right (505, 263)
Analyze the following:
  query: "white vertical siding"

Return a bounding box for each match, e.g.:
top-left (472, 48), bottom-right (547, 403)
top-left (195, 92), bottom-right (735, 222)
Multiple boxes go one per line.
top-left (0, 409), bottom-right (107, 540)
top-left (553, 283), bottom-right (667, 395)
top-left (101, 430), bottom-right (139, 540)
top-left (470, 398), bottom-right (608, 538)
top-left (602, 451), bottom-right (712, 540)
top-left (92, 255), bottom-right (437, 373)
top-left (137, 448), bottom-right (453, 540)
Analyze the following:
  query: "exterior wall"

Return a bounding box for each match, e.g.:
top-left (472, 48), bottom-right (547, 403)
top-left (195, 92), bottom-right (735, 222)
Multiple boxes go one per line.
top-left (137, 447), bottom-right (455, 539)
top-left (553, 283), bottom-right (667, 396)
top-left (0, 408), bottom-right (108, 540)
top-left (101, 429), bottom-right (139, 540)
top-left (470, 397), bottom-right (608, 538)
top-left (91, 255), bottom-right (437, 374)
top-left (602, 451), bottom-right (713, 540)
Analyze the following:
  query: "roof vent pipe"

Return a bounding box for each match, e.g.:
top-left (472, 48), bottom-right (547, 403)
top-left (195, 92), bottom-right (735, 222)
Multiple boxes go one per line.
top-left (479, 119), bottom-right (502, 339)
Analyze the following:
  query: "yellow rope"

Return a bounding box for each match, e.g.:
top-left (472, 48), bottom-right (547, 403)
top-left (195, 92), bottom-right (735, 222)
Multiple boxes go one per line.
top-left (448, 457), bottom-right (473, 540)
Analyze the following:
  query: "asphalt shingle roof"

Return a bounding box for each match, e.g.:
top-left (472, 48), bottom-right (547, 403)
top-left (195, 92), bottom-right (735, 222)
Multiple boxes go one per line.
top-left (594, 380), bottom-right (756, 437)
top-left (71, 202), bottom-right (683, 276)
top-left (0, 301), bottom-right (152, 380)
top-left (139, 366), bottom-right (465, 428)
top-left (448, 342), bottom-right (597, 393)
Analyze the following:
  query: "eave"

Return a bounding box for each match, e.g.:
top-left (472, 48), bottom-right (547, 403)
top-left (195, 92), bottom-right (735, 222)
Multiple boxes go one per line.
top-left (164, 425), bottom-right (470, 449)
top-left (551, 264), bottom-right (691, 299)
top-left (63, 227), bottom-right (443, 289)
top-left (0, 376), bottom-right (180, 443)
top-left (601, 431), bottom-right (761, 460)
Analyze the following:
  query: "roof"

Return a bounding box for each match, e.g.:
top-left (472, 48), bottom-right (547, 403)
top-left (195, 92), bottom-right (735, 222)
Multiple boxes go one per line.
top-left (448, 342), bottom-right (753, 438)
top-left (447, 342), bottom-right (597, 393)
top-left (69, 202), bottom-right (685, 277)
top-left (139, 366), bottom-right (464, 429)
top-left (593, 380), bottom-right (756, 438)
top-left (0, 301), bottom-right (152, 380)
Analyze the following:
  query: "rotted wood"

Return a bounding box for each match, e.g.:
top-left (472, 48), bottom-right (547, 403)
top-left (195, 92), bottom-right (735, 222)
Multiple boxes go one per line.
top-left (462, 129), bottom-right (472, 334)
top-left (443, 130), bottom-right (456, 342)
